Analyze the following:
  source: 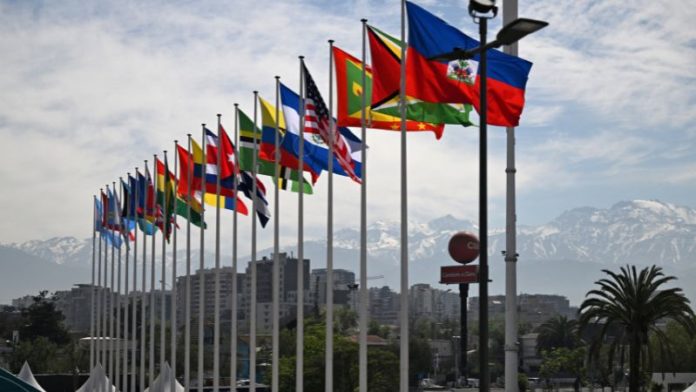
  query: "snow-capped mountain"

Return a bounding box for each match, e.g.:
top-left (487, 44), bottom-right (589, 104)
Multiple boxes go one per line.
top-left (9, 236), bottom-right (92, 266)
top-left (2, 199), bottom-right (695, 305)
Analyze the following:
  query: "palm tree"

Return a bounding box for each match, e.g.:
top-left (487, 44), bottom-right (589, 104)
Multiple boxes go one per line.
top-left (578, 265), bottom-right (696, 392)
top-left (536, 315), bottom-right (579, 353)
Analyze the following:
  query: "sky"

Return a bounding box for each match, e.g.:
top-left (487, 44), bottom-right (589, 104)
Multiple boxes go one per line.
top-left (0, 0), bottom-right (695, 255)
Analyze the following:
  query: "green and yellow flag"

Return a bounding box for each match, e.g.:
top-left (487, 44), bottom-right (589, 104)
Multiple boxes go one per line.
top-left (238, 108), bottom-right (313, 194)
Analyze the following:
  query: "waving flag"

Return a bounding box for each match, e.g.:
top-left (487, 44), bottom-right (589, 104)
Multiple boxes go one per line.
top-left (237, 171), bottom-right (271, 228)
top-left (278, 83), bottom-right (363, 181)
top-left (302, 64), bottom-right (361, 184)
top-left (180, 137), bottom-right (242, 198)
top-left (333, 45), bottom-right (445, 138)
top-left (96, 196), bottom-right (123, 248)
top-left (405, 1), bottom-right (533, 126)
top-left (258, 95), bottom-right (322, 180)
top-left (366, 24), bottom-right (473, 131)
top-left (238, 108), bottom-right (313, 194)
top-left (135, 171), bottom-right (158, 235)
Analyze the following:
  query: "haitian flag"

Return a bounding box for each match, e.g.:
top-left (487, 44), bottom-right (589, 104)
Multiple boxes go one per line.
top-left (405, 1), bottom-right (533, 127)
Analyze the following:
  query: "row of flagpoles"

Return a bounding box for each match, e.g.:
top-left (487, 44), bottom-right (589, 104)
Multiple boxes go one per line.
top-left (87, 0), bottom-right (532, 391)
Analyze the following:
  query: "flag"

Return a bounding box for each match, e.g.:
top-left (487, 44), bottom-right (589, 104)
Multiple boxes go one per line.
top-left (277, 84), bottom-right (364, 181)
top-left (367, 24), bottom-right (474, 129)
top-left (332, 45), bottom-right (445, 138)
top-left (405, 1), bottom-right (533, 127)
top-left (302, 64), bottom-right (361, 183)
top-left (201, 192), bottom-right (249, 216)
top-left (258, 95), bottom-right (322, 180)
top-left (135, 171), bottom-right (158, 235)
top-left (156, 157), bottom-right (176, 241)
top-left (237, 171), bottom-right (271, 228)
top-left (96, 196), bottom-right (123, 248)
top-left (238, 108), bottom-right (314, 194)
top-left (177, 138), bottom-right (243, 199)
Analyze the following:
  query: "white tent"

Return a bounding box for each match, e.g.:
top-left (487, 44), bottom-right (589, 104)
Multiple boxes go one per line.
top-left (144, 362), bottom-right (184, 392)
top-left (75, 363), bottom-right (116, 392)
top-left (16, 362), bottom-right (46, 392)
top-left (684, 381), bottom-right (696, 392)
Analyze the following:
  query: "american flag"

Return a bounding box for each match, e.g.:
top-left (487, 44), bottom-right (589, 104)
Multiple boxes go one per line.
top-left (302, 64), bottom-right (361, 183)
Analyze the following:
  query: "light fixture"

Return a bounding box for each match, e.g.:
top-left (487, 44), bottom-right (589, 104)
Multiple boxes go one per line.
top-left (495, 18), bottom-right (548, 46)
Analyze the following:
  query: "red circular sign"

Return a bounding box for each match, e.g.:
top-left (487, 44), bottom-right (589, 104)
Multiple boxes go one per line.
top-left (448, 231), bottom-right (480, 264)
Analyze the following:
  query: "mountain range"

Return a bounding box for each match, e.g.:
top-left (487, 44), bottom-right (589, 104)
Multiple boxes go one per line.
top-left (2, 199), bottom-right (695, 305)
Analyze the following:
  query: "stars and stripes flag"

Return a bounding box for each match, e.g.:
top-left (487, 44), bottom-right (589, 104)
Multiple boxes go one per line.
top-left (302, 63), bottom-right (361, 184)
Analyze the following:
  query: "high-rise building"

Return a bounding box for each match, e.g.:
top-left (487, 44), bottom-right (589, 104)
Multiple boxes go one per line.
top-left (310, 268), bottom-right (355, 309)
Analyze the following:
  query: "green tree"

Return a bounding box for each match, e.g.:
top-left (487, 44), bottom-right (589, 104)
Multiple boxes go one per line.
top-left (649, 318), bottom-right (696, 373)
top-left (20, 291), bottom-right (70, 344)
top-left (539, 347), bottom-right (586, 391)
top-left (578, 265), bottom-right (696, 392)
top-left (536, 315), bottom-right (579, 353)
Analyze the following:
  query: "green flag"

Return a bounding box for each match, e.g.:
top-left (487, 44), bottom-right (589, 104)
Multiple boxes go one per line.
top-left (238, 109), bottom-right (313, 194)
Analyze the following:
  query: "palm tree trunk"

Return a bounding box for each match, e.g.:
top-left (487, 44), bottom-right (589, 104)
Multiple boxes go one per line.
top-left (629, 336), bottom-right (640, 392)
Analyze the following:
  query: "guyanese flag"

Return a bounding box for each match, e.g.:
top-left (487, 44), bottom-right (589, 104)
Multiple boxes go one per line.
top-left (367, 24), bottom-right (474, 132)
top-left (333, 45), bottom-right (445, 139)
top-left (238, 108), bottom-right (313, 194)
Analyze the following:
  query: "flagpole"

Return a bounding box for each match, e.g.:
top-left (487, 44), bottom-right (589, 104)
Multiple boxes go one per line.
top-left (161, 151), bottom-right (169, 375)
top-left (91, 195), bottom-right (97, 370)
top-left (185, 134), bottom-right (193, 392)
top-left (359, 18), bottom-right (369, 392)
top-left (131, 170), bottom-right (139, 392)
top-left (274, 76), bottom-right (282, 392)
top-left (140, 162), bottom-right (149, 392)
top-left (250, 92), bottom-right (259, 392)
top-left (150, 156), bottom-right (157, 386)
top-left (399, 0), bottom-right (410, 390)
top-left (296, 55), bottom-right (306, 392)
top-left (503, 1), bottom-right (519, 390)
top-left (122, 176), bottom-right (130, 392)
top-left (214, 114), bottom-right (223, 392)
top-left (96, 192), bottom-right (103, 367)
top-left (324, 44), bottom-right (335, 392)
top-left (109, 183), bottom-right (116, 384)
top-left (198, 124), bottom-right (207, 390)
top-left (231, 104), bottom-right (240, 389)
top-left (172, 141), bottom-right (180, 392)
top-left (102, 192), bottom-right (109, 372)
top-left (115, 180), bottom-right (122, 392)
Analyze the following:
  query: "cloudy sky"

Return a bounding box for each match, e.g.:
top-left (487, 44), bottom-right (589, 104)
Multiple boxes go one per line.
top-left (1, 0), bottom-right (694, 255)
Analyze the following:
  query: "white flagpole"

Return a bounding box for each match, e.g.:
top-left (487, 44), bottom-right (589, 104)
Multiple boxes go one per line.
top-left (161, 151), bottom-right (169, 375)
top-left (140, 162), bottom-right (149, 392)
top-left (272, 76), bottom-right (281, 392)
top-left (185, 134), bottom-right (193, 391)
top-left (324, 46), bottom-right (335, 392)
top-left (359, 18), bottom-right (369, 392)
top-left (172, 142), bottom-right (180, 392)
top-left (91, 195), bottom-right (97, 370)
top-left (296, 55), bottom-right (306, 392)
top-left (198, 124), bottom-right (207, 390)
top-left (115, 180), bottom-right (122, 392)
top-left (122, 177), bottom-right (130, 392)
top-left (231, 104), bottom-right (240, 389)
top-left (149, 156), bottom-right (157, 385)
top-left (503, 1), bottom-right (519, 390)
top-left (102, 199), bottom-right (109, 371)
top-left (250, 92), bottom-right (259, 392)
top-left (109, 183), bottom-right (116, 383)
top-left (399, 0), bottom-right (410, 390)
top-left (214, 114), bottom-right (223, 392)
top-left (96, 192), bottom-right (103, 367)
top-left (131, 169), bottom-right (139, 392)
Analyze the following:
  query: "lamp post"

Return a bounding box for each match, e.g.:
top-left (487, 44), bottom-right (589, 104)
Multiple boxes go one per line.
top-left (429, 3), bottom-right (547, 391)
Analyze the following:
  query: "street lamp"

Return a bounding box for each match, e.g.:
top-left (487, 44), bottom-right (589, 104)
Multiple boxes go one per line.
top-left (428, 3), bottom-right (547, 392)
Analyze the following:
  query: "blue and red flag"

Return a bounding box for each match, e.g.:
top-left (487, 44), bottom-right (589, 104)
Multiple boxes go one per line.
top-left (405, 1), bottom-right (533, 127)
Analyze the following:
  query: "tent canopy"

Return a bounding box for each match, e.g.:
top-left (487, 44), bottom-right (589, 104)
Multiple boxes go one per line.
top-left (17, 362), bottom-right (47, 392)
top-left (144, 362), bottom-right (184, 392)
top-left (0, 367), bottom-right (42, 392)
top-left (75, 363), bottom-right (116, 392)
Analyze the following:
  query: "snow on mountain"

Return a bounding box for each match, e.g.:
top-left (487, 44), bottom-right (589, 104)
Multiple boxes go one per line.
top-left (9, 236), bottom-right (92, 266)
